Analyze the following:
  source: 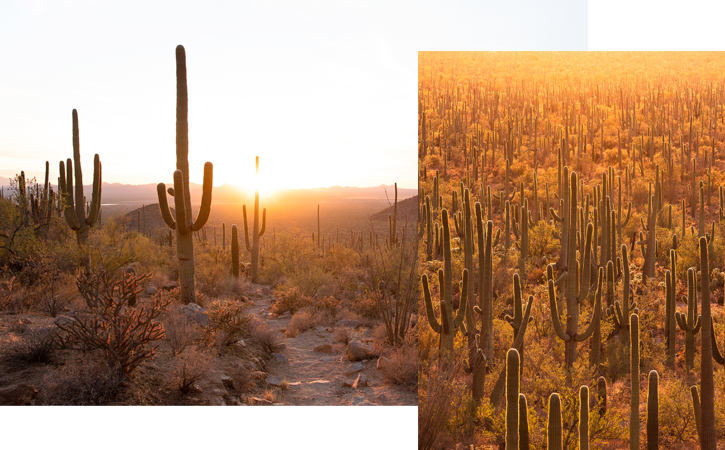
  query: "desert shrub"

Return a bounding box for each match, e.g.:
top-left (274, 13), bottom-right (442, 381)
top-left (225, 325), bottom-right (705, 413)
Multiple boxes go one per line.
top-left (658, 376), bottom-right (698, 445)
top-left (173, 347), bottom-right (211, 394)
top-left (43, 359), bottom-right (125, 405)
top-left (162, 306), bottom-right (200, 356)
top-left (381, 345), bottom-right (417, 390)
top-left (270, 286), bottom-right (311, 315)
top-left (289, 266), bottom-right (332, 297)
top-left (311, 295), bottom-right (342, 318)
top-left (2, 326), bottom-right (56, 368)
top-left (347, 291), bottom-right (380, 318)
top-left (195, 247), bottom-right (236, 297)
top-left (202, 298), bottom-right (253, 347)
top-left (54, 268), bottom-right (171, 376)
top-left (334, 326), bottom-right (355, 344)
top-left (231, 364), bottom-right (256, 394)
top-left (528, 221), bottom-right (559, 258)
top-left (249, 321), bottom-right (281, 354)
top-left (288, 308), bottom-right (316, 337)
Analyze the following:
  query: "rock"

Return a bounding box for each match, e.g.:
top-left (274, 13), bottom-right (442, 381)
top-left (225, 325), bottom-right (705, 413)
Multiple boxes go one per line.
top-left (19, 318), bottom-right (32, 324)
top-left (315, 326), bottom-right (327, 334)
top-left (281, 311), bottom-right (291, 318)
top-left (221, 376), bottom-right (235, 390)
top-left (321, 356), bottom-right (340, 362)
top-left (351, 396), bottom-right (373, 406)
top-left (336, 319), bottom-right (362, 329)
top-left (161, 282), bottom-right (179, 291)
top-left (377, 356), bottom-right (390, 370)
top-left (145, 286), bottom-right (158, 295)
top-left (346, 340), bottom-right (378, 361)
top-left (275, 343), bottom-right (287, 350)
top-left (344, 362), bottom-right (364, 376)
top-left (271, 353), bottom-right (289, 364)
top-left (341, 378), bottom-right (353, 388)
top-left (376, 393), bottom-right (389, 404)
top-left (207, 396), bottom-right (226, 406)
top-left (313, 343), bottom-right (334, 353)
top-left (187, 384), bottom-right (203, 394)
top-left (0, 384), bottom-right (37, 405)
top-left (267, 376), bottom-right (284, 386)
top-left (235, 339), bottom-right (247, 348)
top-left (352, 374), bottom-right (368, 389)
top-left (230, 399), bottom-right (242, 406)
top-left (53, 315), bottom-right (73, 326)
top-left (251, 371), bottom-right (267, 379)
top-left (181, 303), bottom-right (208, 327)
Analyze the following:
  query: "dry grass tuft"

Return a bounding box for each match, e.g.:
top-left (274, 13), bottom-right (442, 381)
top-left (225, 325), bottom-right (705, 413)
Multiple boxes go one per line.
top-left (3, 326), bottom-right (56, 368)
top-left (42, 359), bottom-right (125, 405)
top-left (249, 321), bottom-right (281, 354)
top-left (381, 345), bottom-right (417, 390)
top-left (162, 306), bottom-right (199, 356)
top-left (173, 347), bottom-right (211, 394)
top-left (334, 326), bottom-right (355, 345)
top-left (287, 308), bottom-right (316, 337)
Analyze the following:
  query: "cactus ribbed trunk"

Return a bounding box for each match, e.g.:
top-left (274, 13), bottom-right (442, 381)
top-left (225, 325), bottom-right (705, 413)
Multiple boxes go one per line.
top-left (647, 370), bottom-right (659, 450)
top-left (630, 313), bottom-right (640, 450)
top-left (699, 236), bottom-right (717, 450)
top-left (505, 349), bottom-right (519, 450)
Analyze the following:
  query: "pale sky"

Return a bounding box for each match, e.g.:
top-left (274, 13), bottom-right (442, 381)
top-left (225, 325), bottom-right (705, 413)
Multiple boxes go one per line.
top-left (0, 0), bottom-right (587, 191)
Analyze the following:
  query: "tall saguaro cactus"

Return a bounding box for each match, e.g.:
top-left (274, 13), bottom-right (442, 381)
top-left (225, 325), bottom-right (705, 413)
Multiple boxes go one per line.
top-left (699, 236), bottom-right (718, 450)
top-left (157, 45), bottom-right (214, 305)
top-left (505, 348), bottom-right (520, 450)
top-left (59, 109), bottom-right (102, 272)
top-left (244, 156), bottom-right (267, 283)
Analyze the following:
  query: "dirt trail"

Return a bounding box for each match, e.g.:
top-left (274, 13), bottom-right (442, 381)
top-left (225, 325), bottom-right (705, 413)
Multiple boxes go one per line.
top-left (246, 285), bottom-right (415, 406)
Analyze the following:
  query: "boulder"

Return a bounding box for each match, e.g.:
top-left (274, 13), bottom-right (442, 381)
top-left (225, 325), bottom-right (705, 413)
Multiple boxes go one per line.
top-left (266, 376), bottom-right (284, 386)
top-left (145, 286), bottom-right (158, 295)
top-left (340, 377), bottom-right (353, 388)
top-left (0, 384), bottom-right (37, 405)
top-left (346, 340), bottom-right (378, 361)
top-left (161, 281), bottom-right (179, 291)
top-left (344, 362), bottom-right (364, 376)
top-left (336, 319), bottom-right (362, 329)
top-left (181, 303), bottom-right (208, 327)
top-left (376, 393), bottom-right (389, 404)
top-left (313, 343), bottom-right (334, 353)
top-left (377, 356), bottom-right (391, 370)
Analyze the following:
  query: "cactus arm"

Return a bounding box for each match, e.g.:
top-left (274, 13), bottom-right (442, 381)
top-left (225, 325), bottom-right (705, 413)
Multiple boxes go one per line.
top-left (72, 110), bottom-right (86, 225)
top-left (550, 208), bottom-right (563, 222)
top-left (711, 317), bottom-right (724, 365)
top-left (640, 216), bottom-right (648, 232)
top-left (172, 170), bottom-right (188, 236)
top-left (156, 183), bottom-right (177, 229)
top-left (693, 315), bottom-right (702, 335)
top-left (61, 158), bottom-right (81, 231)
top-left (85, 154), bottom-right (102, 226)
top-left (492, 228), bottom-right (501, 247)
top-left (575, 268), bottom-right (603, 342)
top-left (555, 271), bottom-right (567, 287)
top-left (453, 269), bottom-right (468, 327)
top-left (548, 279), bottom-right (571, 341)
top-left (191, 161), bottom-right (213, 231)
top-left (675, 312), bottom-right (687, 331)
top-left (243, 205), bottom-right (252, 252)
top-left (422, 274), bottom-right (442, 333)
top-left (577, 223), bottom-right (593, 302)
top-left (622, 202), bottom-right (632, 226)
top-left (259, 208), bottom-right (267, 236)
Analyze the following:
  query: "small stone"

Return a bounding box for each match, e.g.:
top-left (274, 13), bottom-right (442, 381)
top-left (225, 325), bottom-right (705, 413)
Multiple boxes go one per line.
top-left (187, 384), bottom-right (203, 394)
top-left (351, 396), bottom-right (373, 406)
top-left (161, 282), bottom-right (179, 291)
top-left (221, 376), bottom-right (235, 390)
top-left (235, 339), bottom-right (247, 347)
top-left (267, 376), bottom-right (284, 386)
top-left (145, 286), bottom-right (158, 295)
top-left (377, 356), bottom-right (390, 370)
top-left (344, 362), bottom-right (364, 376)
top-left (313, 343), bottom-right (334, 353)
top-left (275, 343), bottom-right (287, 350)
top-left (341, 378), bottom-right (353, 388)
top-left (207, 396), bottom-right (226, 406)
top-left (352, 374), bottom-right (368, 389)
top-left (271, 353), bottom-right (289, 364)
top-left (336, 319), bottom-right (362, 329)
top-left (251, 371), bottom-right (267, 379)
top-left (376, 393), bottom-right (389, 404)
top-left (315, 326), bottom-right (327, 333)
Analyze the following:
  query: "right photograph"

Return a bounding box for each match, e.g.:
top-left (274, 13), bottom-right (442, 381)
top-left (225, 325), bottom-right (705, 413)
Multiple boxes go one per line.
top-left (418, 52), bottom-right (725, 449)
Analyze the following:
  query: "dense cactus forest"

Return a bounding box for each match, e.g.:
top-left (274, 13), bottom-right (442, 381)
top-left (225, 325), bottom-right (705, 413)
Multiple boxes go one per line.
top-left (418, 52), bottom-right (725, 449)
top-left (0, 45), bottom-right (417, 406)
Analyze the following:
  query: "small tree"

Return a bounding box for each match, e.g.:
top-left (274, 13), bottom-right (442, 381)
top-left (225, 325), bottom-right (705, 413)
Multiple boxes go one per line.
top-left (54, 268), bottom-right (171, 376)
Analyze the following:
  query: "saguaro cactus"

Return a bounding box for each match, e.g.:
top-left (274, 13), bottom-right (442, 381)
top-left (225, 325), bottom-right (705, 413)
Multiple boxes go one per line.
top-left (580, 385), bottom-right (590, 450)
top-left (58, 109), bottom-right (102, 271)
top-left (243, 156), bottom-right (267, 283)
top-left (547, 393), bottom-right (563, 450)
top-left (505, 348), bottom-right (520, 450)
top-left (422, 210), bottom-right (467, 353)
top-left (647, 370), bottom-right (659, 450)
top-left (157, 45), bottom-right (214, 305)
top-left (676, 267), bottom-right (701, 371)
top-left (231, 224), bottom-right (239, 278)
top-left (699, 236), bottom-right (717, 450)
top-left (607, 245), bottom-right (637, 346)
top-left (519, 394), bottom-right (530, 450)
top-left (630, 313), bottom-right (640, 450)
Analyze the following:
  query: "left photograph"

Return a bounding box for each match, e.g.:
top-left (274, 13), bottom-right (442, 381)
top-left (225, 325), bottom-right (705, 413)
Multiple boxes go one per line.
top-left (0, 6), bottom-right (417, 406)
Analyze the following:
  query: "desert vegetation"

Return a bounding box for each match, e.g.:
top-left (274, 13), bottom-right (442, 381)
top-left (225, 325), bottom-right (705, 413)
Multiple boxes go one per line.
top-left (418, 52), bottom-right (725, 449)
top-left (0, 45), bottom-right (417, 406)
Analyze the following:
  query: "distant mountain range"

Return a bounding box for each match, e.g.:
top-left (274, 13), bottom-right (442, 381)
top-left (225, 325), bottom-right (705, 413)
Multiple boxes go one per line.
top-left (0, 177), bottom-right (416, 205)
